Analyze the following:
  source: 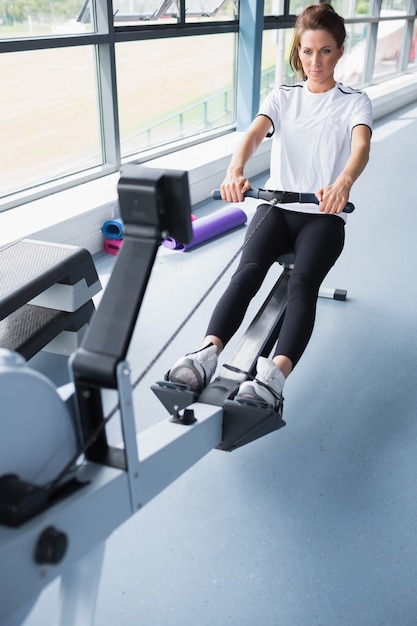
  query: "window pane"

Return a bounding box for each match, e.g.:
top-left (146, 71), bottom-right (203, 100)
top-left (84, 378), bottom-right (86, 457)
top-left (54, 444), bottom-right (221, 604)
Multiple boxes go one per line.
top-left (113, 0), bottom-right (177, 25)
top-left (335, 22), bottom-right (369, 85)
top-left (185, 0), bottom-right (237, 23)
top-left (116, 34), bottom-right (236, 157)
top-left (264, 0), bottom-right (275, 15)
top-left (1, 47), bottom-right (102, 198)
top-left (373, 18), bottom-right (407, 80)
top-left (381, 0), bottom-right (410, 10)
top-left (289, 0), bottom-right (315, 14)
top-left (408, 21), bottom-right (417, 70)
top-left (260, 28), bottom-right (297, 99)
top-left (332, 0), bottom-right (372, 17)
top-left (264, 1), bottom-right (308, 17)
top-left (265, 0), bottom-right (372, 18)
top-left (0, 0), bottom-right (94, 38)
top-left (113, 0), bottom-right (237, 25)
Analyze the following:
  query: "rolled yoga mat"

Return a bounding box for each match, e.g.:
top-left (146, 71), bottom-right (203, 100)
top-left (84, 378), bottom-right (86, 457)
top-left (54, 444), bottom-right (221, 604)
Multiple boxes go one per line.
top-left (162, 206), bottom-right (247, 252)
top-left (104, 239), bottom-right (123, 255)
top-left (102, 217), bottom-right (124, 240)
top-left (101, 214), bottom-right (197, 242)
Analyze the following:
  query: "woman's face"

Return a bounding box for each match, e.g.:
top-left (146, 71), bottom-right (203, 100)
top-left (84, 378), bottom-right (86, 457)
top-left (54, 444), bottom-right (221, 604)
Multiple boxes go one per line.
top-left (299, 29), bottom-right (344, 93)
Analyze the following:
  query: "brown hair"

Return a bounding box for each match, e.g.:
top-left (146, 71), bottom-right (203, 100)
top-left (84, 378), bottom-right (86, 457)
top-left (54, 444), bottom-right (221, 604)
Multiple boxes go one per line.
top-left (289, 3), bottom-right (346, 79)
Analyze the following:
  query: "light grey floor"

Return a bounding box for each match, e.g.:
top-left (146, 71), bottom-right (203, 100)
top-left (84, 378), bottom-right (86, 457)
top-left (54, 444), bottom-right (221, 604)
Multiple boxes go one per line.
top-left (24, 101), bottom-right (417, 626)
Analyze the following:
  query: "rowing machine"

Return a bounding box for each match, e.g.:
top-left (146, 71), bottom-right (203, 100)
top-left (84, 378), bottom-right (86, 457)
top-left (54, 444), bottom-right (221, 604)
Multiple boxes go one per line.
top-left (0, 169), bottom-right (353, 625)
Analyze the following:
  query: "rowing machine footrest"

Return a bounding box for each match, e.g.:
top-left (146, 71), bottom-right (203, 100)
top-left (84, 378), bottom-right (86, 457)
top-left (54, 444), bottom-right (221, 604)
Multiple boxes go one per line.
top-left (218, 399), bottom-right (286, 452)
top-left (199, 377), bottom-right (285, 452)
top-left (151, 380), bottom-right (198, 414)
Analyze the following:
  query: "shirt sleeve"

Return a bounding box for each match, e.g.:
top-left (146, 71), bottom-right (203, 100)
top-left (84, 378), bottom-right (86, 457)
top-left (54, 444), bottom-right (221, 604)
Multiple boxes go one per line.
top-left (257, 89), bottom-right (281, 134)
top-left (350, 91), bottom-right (373, 135)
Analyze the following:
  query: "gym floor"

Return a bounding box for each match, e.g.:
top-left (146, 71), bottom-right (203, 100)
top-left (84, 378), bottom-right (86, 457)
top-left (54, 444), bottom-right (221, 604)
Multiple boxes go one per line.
top-left (25, 101), bottom-right (417, 626)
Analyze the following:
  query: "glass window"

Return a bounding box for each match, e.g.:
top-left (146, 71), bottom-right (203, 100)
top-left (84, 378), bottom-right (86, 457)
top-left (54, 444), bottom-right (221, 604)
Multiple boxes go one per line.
top-left (265, 0), bottom-right (372, 18)
top-left (112, 0), bottom-right (237, 25)
top-left (184, 0), bottom-right (237, 22)
top-left (116, 34), bottom-right (236, 158)
top-left (264, 1), bottom-right (310, 17)
top-left (381, 0), bottom-right (410, 10)
top-left (332, 0), bottom-right (372, 17)
top-left (1, 46), bottom-right (102, 199)
top-left (373, 19), bottom-right (407, 80)
top-left (289, 0), bottom-right (315, 15)
top-left (113, 0), bottom-right (178, 25)
top-left (408, 21), bottom-right (417, 70)
top-left (264, 0), bottom-right (285, 17)
top-left (0, 0), bottom-right (95, 38)
top-left (260, 28), bottom-right (297, 100)
top-left (335, 22), bottom-right (369, 85)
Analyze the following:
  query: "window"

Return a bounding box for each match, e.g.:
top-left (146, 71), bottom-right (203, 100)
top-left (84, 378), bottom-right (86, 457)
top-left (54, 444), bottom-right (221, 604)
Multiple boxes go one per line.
top-left (261, 28), bottom-right (296, 99)
top-left (373, 17), bottom-right (408, 80)
top-left (0, 0), bottom-right (95, 38)
top-left (116, 34), bottom-right (236, 157)
top-left (112, 0), bottom-right (237, 25)
top-left (335, 22), bottom-right (370, 85)
top-left (332, 0), bottom-right (372, 17)
top-left (1, 46), bottom-right (101, 199)
top-left (408, 22), bottom-right (417, 69)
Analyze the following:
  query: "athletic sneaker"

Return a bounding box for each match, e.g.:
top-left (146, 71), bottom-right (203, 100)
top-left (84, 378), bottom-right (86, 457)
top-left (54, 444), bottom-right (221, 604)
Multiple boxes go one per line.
top-left (235, 356), bottom-right (284, 412)
top-left (166, 343), bottom-right (218, 393)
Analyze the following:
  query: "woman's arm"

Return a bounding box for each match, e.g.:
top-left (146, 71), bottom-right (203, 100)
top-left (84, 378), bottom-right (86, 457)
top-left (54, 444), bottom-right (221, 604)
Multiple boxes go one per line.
top-left (316, 124), bottom-right (372, 214)
top-left (220, 115), bottom-right (273, 203)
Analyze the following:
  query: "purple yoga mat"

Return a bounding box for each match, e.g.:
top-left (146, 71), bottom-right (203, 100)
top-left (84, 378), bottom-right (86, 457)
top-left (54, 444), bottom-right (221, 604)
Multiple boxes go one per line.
top-left (162, 206), bottom-right (247, 251)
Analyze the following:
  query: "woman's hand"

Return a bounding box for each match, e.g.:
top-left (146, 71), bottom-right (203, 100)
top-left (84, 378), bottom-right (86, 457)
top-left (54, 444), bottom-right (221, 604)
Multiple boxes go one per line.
top-left (220, 115), bottom-right (272, 203)
top-left (317, 125), bottom-right (371, 214)
top-left (220, 169), bottom-right (252, 203)
top-left (316, 179), bottom-right (352, 214)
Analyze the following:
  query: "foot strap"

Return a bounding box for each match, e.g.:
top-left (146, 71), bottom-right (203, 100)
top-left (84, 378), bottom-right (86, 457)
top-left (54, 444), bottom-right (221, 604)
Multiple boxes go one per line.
top-left (223, 363), bottom-right (283, 405)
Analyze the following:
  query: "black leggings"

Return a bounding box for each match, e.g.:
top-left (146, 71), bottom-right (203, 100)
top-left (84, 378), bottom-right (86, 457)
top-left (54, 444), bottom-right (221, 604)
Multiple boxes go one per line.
top-left (206, 204), bottom-right (345, 368)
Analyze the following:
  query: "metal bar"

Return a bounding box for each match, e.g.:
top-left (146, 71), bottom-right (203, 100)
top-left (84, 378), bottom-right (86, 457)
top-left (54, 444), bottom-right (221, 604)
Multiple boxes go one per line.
top-left (0, 402), bottom-right (224, 624)
top-left (219, 269), bottom-right (290, 379)
top-left (135, 404), bottom-right (223, 507)
top-left (236, 0), bottom-right (265, 130)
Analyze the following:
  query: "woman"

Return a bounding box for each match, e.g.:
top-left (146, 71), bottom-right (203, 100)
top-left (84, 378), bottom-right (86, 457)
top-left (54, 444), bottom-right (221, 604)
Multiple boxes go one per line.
top-left (167, 3), bottom-right (372, 411)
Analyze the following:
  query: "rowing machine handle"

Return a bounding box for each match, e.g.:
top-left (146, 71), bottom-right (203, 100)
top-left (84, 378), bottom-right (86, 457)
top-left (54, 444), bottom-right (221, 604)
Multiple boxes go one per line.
top-left (211, 188), bottom-right (355, 213)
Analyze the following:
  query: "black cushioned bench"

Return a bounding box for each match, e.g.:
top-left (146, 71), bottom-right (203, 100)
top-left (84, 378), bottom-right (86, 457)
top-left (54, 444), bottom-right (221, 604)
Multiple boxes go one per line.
top-left (0, 239), bottom-right (101, 359)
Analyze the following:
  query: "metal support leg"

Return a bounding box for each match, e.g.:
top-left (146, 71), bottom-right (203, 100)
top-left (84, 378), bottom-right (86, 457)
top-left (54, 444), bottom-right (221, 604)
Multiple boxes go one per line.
top-left (59, 541), bottom-right (105, 626)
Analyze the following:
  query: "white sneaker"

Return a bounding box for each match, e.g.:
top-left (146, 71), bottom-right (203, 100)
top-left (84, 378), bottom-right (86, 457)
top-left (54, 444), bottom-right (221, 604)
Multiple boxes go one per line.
top-left (236, 357), bottom-right (284, 412)
top-left (167, 343), bottom-right (218, 393)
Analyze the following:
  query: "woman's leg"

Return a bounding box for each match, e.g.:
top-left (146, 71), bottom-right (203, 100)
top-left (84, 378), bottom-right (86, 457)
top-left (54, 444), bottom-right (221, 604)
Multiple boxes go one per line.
top-left (237, 213), bottom-right (345, 409)
top-left (167, 204), bottom-right (290, 392)
top-left (273, 213), bottom-right (346, 370)
top-left (205, 203), bottom-right (291, 348)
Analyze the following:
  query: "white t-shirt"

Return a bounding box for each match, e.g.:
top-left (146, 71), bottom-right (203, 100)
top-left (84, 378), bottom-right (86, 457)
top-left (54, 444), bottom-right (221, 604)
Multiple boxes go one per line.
top-left (257, 81), bottom-right (373, 221)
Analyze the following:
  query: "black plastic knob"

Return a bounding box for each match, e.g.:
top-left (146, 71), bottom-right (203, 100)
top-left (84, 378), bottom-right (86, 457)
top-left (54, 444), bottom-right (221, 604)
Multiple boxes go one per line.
top-left (34, 526), bottom-right (68, 565)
